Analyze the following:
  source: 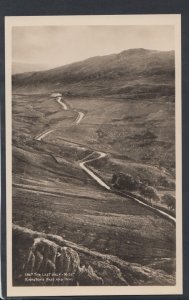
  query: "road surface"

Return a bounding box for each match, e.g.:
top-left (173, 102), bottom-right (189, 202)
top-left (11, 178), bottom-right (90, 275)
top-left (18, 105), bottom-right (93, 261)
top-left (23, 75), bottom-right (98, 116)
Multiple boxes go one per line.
top-left (57, 96), bottom-right (68, 110)
top-left (36, 129), bottom-right (54, 141)
top-left (76, 111), bottom-right (85, 124)
top-left (79, 152), bottom-right (110, 190)
top-left (35, 94), bottom-right (84, 141)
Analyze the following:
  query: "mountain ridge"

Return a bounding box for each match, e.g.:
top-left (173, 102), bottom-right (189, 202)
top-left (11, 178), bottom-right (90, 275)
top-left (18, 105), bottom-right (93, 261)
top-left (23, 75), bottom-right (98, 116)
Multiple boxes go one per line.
top-left (12, 48), bottom-right (175, 98)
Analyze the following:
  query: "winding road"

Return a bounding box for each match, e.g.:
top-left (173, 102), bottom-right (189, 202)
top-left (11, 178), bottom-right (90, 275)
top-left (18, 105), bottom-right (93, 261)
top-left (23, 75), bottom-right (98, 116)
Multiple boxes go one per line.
top-left (79, 152), bottom-right (110, 190)
top-left (35, 94), bottom-right (84, 141)
top-left (57, 96), bottom-right (68, 110)
top-left (35, 93), bottom-right (176, 224)
top-left (79, 151), bottom-right (175, 222)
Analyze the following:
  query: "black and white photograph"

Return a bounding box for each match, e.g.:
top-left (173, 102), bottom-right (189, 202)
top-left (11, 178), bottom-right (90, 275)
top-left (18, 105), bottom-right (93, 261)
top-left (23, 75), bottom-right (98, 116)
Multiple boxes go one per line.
top-left (5, 15), bottom-right (182, 297)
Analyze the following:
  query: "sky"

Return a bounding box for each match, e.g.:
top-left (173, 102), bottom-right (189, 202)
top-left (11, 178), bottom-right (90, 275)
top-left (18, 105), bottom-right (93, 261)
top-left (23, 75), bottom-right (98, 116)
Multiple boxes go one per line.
top-left (12, 25), bottom-right (174, 67)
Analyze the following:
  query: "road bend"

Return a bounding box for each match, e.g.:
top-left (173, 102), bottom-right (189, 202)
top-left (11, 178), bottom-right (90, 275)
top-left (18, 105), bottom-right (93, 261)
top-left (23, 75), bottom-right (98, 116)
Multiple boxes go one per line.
top-left (35, 94), bottom-right (85, 141)
top-left (79, 151), bottom-right (175, 223)
top-left (79, 151), bottom-right (110, 190)
top-left (57, 96), bottom-right (68, 110)
top-left (35, 94), bottom-right (68, 141)
top-left (76, 111), bottom-right (85, 124)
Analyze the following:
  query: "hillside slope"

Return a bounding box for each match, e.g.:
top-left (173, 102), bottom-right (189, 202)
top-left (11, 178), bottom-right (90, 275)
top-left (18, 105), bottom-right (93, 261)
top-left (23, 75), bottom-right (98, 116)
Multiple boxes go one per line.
top-left (13, 224), bottom-right (175, 286)
top-left (12, 49), bottom-right (175, 98)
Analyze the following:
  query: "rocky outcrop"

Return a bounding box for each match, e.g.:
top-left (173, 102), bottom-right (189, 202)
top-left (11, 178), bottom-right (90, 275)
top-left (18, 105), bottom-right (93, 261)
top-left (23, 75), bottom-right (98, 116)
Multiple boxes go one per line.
top-left (13, 225), bottom-right (103, 286)
top-left (13, 224), bottom-right (175, 286)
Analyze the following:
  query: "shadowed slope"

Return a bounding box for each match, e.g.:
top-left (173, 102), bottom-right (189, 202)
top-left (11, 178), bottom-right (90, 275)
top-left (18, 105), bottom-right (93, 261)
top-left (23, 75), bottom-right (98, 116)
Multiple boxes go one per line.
top-left (13, 224), bottom-right (175, 286)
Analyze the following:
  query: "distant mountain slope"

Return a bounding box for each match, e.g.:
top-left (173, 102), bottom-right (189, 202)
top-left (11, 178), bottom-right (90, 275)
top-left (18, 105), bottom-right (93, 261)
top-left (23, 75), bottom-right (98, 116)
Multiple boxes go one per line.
top-left (12, 49), bottom-right (175, 98)
top-left (12, 61), bottom-right (58, 75)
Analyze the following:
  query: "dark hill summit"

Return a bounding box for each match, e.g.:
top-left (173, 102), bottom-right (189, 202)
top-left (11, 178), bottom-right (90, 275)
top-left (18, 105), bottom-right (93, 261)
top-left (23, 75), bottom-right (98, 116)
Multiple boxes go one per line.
top-left (12, 48), bottom-right (175, 98)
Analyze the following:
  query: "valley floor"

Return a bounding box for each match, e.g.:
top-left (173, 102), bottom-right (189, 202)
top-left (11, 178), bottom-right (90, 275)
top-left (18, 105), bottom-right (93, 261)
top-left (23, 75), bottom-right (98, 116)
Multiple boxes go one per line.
top-left (12, 93), bottom-right (176, 285)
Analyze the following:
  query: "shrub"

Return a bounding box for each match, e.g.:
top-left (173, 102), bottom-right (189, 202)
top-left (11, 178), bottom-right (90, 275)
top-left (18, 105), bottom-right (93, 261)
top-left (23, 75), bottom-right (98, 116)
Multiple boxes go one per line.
top-left (159, 175), bottom-right (175, 189)
top-left (161, 193), bottom-right (176, 210)
top-left (139, 185), bottom-right (160, 202)
top-left (111, 173), bottom-right (140, 191)
top-left (159, 175), bottom-right (169, 187)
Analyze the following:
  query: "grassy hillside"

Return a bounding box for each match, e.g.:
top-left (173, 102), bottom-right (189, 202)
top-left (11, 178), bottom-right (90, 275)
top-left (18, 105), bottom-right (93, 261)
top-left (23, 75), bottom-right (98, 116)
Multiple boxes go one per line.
top-left (12, 92), bottom-right (175, 269)
top-left (12, 49), bottom-right (175, 98)
top-left (12, 48), bottom-right (176, 285)
top-left (52, 97), bottom-right (175, 172)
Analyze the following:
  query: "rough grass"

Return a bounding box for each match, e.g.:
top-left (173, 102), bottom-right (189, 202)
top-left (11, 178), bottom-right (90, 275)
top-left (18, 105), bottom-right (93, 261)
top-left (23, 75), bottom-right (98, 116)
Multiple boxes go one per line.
top-left (13, 183), bottom-right (176, 267)
top-left (13, 94), bottom-right (175, 172)
top-left (13, 224), bottom-right (175, 286)
top-left (50, 97), bottom-right (175, 172)
top-left (12, 93), bottom-right (176, 280)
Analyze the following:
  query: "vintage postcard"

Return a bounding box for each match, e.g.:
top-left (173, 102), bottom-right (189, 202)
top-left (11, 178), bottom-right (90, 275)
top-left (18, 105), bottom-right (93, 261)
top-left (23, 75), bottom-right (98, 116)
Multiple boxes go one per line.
top-left (5, 14), bottom-right (182, 297)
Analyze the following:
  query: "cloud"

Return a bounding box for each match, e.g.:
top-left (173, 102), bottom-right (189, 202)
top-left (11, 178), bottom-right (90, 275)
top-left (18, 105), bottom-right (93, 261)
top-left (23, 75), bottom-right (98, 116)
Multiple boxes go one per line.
top-left (12, 25), bottom-right (174, 66)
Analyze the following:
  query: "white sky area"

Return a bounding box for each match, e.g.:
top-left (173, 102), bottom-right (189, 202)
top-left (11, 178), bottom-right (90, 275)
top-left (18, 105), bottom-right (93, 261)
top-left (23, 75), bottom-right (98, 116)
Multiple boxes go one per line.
top-left (12, 25), bottom-right (174, 67)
